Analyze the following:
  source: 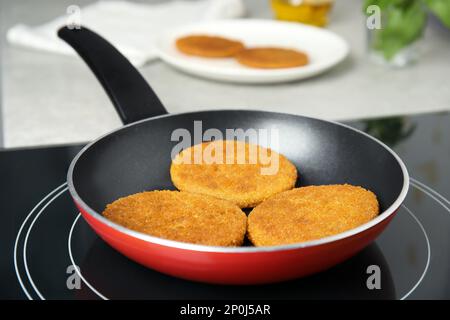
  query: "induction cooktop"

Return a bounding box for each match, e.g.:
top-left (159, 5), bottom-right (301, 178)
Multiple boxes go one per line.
top-left (1, 111), bottom-right (450, 300)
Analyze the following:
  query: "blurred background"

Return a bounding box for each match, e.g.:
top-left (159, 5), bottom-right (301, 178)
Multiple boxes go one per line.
top-left (0, 0), bottom-right (449, 148)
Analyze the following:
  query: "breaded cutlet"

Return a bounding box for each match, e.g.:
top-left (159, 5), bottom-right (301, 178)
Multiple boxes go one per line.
top-left (247, 184), bottom-right (379, 246)
top-left (235, 47), bottom-right (309, 69)
top-left (176, 35), bottom-right (244, 57)
top-left (103, 190), bottom-right (247, 246)
top-left (170, 140), bottom-right (298, 208)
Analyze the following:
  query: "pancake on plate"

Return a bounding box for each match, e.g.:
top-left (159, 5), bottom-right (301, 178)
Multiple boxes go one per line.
top-left (176, 35), bottom-right (245, 57)
top-left (170, 140), bottom-right (298, 208)
top-left (247, 184), bottom-right (379, 246)
top-left (103, 190), bottom-right (247, 246)
top-left (235, 47), bottom-right (309, 69)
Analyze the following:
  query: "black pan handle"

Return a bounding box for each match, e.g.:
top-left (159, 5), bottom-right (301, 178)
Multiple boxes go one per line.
top-left (57, 26), bottom-right (168, 125)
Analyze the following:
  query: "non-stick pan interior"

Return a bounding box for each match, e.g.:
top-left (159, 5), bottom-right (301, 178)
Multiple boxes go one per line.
top-left (71, 110), bottom-right (405, 215)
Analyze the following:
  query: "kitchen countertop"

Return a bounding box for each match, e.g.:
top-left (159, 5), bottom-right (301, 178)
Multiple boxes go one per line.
top-left (1, 0), bottom-right (450, 148)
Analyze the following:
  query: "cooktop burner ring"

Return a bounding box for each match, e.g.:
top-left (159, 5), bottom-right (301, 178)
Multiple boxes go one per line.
top-left (13, 182), bottom-right (68, 300)
top-left (68, 213), bottom-right (108, 300)
top-left (16, 177), bottom-right (449, 300)
top-left (399, 205), bottom-right (430, 300)
top-left (410, 178), bottom-right (450, 210)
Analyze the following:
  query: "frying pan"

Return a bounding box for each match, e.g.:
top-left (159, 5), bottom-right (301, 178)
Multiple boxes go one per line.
top-left (58, 26), bottom-right (409, 285)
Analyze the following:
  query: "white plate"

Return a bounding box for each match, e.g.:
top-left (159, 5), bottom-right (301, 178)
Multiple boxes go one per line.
top-left (155, 19), bottom-right (349, 84)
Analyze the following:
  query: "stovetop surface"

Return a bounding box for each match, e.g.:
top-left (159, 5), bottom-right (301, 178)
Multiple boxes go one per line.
top-left (1, 112), bottom-right (450, 300)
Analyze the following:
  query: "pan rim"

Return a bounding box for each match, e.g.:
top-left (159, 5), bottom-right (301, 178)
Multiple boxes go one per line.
top-left (67, 109), bottom-right (409, 253)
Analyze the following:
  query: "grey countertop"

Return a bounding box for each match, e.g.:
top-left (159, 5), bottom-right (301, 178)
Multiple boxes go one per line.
top-left (1, 0), bottom-right (450, 148)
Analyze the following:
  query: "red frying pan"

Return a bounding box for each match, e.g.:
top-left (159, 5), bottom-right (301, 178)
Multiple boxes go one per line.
top-left (58, 27), bottom-right (409, 285)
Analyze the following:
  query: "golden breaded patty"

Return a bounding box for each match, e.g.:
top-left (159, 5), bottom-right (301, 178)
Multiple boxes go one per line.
top-left (170, 140), bottom-right (298, 208)
top-left (176, 35), bottom-right (245, 57)
top-left (235, 47), bottom-right (309, 69)
top-left (247, 184), bottom-right (379, 246)
top-left (102, 190), bottom-right (246, 246)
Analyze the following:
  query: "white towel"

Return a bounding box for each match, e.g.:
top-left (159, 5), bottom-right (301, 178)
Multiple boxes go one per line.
top-left (7, 0), bottom-right (246, 67)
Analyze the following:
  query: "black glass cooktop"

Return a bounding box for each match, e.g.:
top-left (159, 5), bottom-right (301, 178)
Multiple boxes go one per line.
top-left (1, 111), bottom-right (450, 300)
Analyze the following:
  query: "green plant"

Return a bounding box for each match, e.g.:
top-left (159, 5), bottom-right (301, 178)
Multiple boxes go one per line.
top-left (363, 117), bottom-right (416, 147)
top-left (364, 0), bottom-right (450, 60)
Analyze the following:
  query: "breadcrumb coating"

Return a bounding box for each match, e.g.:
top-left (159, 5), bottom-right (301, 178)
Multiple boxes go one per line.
top-left (236, 47), bottom-right (309, 69)
top-left (176, 35), bottom-right (244, 57)
top-left (247, 184), bottom-right (379, 246)
top-left (103, 190), bottom-right (247, 246)
top-left (170, 140), bottom-right (298, 208)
